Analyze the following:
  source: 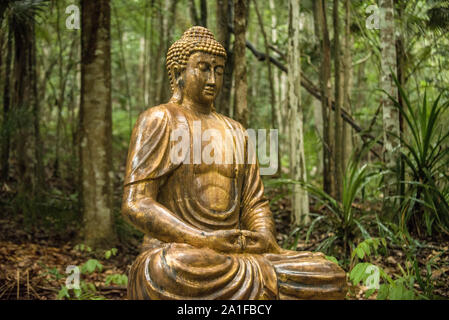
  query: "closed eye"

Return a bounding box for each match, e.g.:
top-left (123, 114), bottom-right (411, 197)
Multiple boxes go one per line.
top-left (215, 66), bottom-right (224, 76)
top-left (198, 62), bottom-right (210, 71)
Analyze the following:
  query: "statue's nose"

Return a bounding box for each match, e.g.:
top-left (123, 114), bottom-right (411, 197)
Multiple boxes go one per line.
top-left (207, 70), bottom-right (217, 85)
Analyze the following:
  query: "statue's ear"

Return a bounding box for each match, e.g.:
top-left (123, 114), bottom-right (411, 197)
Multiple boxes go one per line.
top-left (170, 64), bottom-right (184, 104)
top-left (173, 65), bottom-right (184, 89)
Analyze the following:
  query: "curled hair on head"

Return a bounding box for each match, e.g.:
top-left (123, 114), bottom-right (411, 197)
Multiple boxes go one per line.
top-left (166, 26), bottom-right (227, 93)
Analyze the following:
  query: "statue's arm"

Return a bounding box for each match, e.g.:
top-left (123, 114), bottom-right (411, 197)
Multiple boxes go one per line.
top-left (241, 162), bottom-right (276, 235)
top-left (122, 180), bottom-right (243, 253)
top-left (240, 142), bottom-right (282, 253)
top-left (122, 106), bottom-right (205, 245)
top-left (240, 132), bottom-right (276, 236)
top-left (122, 180), bottom-right (209, 246)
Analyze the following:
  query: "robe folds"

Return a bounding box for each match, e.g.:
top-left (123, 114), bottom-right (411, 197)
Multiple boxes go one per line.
top-left (123, 103), bottom-right (348, 300)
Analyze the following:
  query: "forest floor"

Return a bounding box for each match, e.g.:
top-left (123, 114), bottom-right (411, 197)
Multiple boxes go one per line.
top-left (1, 186), bottom-right (449, 300)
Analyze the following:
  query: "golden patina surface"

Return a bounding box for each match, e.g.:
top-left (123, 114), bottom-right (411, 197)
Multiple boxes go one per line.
top-left (122, 26), bottom-right (348, 300)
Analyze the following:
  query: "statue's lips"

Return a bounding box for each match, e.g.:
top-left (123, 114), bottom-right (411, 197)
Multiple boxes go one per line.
top-left (203, 88), bottom-right (215, 95)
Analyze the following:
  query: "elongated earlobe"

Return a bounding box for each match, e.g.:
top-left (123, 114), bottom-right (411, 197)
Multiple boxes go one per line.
top-left (169, 66), bottom-right (184, 104)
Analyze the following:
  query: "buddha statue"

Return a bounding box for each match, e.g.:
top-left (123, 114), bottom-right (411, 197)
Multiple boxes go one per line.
top-left (122, 26), bottom-right (347, 300)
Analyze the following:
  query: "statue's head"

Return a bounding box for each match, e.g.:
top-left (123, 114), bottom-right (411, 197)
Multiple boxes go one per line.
top-left (167, 26), bottom-right (227, 107)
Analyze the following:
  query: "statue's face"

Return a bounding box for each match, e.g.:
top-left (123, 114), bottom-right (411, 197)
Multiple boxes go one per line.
top-left (181, 51), bottom-right (225, 106)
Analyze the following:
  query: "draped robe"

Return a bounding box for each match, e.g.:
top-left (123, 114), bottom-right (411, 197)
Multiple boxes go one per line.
top-left (123, 103), bottom-right (347, 300)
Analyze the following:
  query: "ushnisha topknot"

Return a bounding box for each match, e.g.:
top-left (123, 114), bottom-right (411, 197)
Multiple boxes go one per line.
top-left (166, 26), bottom-right (227, 92)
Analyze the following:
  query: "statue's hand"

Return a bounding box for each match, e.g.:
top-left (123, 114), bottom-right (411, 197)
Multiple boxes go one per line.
top-left (241, 230), bottom-right (282, 254)
top-left (204, 230), bottom-right (283, 254)
top-left (206, 229), bottom-right (245, 253)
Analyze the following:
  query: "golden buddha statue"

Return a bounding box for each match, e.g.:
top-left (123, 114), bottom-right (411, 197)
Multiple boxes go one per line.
top-left (122, 26), bottom-right (347, 300)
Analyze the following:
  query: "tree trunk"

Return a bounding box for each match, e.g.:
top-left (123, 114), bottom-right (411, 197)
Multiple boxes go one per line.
top-left (314, 0), bottom-right (334, 196)
top-left (141, 0), bottom-right (151, 108)
top-left (253, 0), bottom-right (276, 131)
top-left (158, 0), bottom-right (178, 105)
top-left (154, 0), bottom-right (165, 106)
top-left (31, 18), bottom-right (43, 189)
top-left (233, 0), bottom-right (249, 127)
top-left (269, 0), bottom-right (282, 134)
top-left (269, 0), bottom-right (284, 175)
top-left (13, 14), bottom-right (35, 195)
top-left (379, 0), bottom-right (399, 207)
top-left (353, 58), bottom-right (367, 150)
top-left (333, 0), bottom-right (343, 201)
top-left (394, 0), bottom-right (406, 135)
top-left (280, 72), bottom-right (288, 141)
top-left (1, 27), bottom-right (12, 182)
top-left (253, 0), bottom-right (280, 177)
top-left (112, 2), bottom-right (133, 133)
top-left (288, 0), bottom-right (309, 224)
top-left (312, 98), bottom-right (324, 176)
top-left (189, 0), bottom-right (200, 25)
top-left (55, 0), bottom-right (65, 177)
top-left (342, 0), bottom-right (353, 171)
top-left (395, 0), bottom-right (406, 203)
top-left (200, 0), bottom-right (208, 27)
top-left (139, 36), bottom-right (146, 107)
top-left (216, 0), bottom-right (233, 116)
top-left (311, 1), bottom-right (323, 178)
top-left (148, 0), bottom-right (160, 107)
top-left (80, 0), bottom-right (116, 248)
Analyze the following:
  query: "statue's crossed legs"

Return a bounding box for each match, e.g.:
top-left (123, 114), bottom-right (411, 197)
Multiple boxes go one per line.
top-left (128, 242), bottom-right (347, 300)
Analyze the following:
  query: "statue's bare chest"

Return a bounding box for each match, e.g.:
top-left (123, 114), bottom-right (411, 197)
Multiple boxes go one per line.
top-left (179, 113), bottom-right (244, 212)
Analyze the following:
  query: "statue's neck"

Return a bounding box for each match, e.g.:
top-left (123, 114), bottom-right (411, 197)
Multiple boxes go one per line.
top-left (181, 97), bottom-right (213, 115)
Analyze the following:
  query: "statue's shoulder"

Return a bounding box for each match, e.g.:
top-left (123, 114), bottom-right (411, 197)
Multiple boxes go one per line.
top-left (214, 112), bottom-right (246, 132)
top-left (137, 103), bottom-right (183, 125)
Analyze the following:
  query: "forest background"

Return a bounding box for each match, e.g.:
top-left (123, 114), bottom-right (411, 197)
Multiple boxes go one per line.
top-left (0, 0), bottom-right (449, 300)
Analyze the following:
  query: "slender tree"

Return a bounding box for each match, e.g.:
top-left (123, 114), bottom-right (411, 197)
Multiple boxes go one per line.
top-left (288, 0), bottom-right (309, 224)
top-left (216, 0), bottom-right (233, 116)
top-left (253, 0), bottom-right (282, 177)
top-left (189, 0), bottom-right (208, 27)
top-left (395, 0), bottom-right (407, 203)
top-left (200, 0), bottom-right (208, 27)
top-left (31, 14), bottom-right (43, 189)
top-left (12, 4), bottom-right (37, 195)
top-left (379, 0), bottom-right (399, 207)
top-left (141, 0), bottom-right (151, 108)
top-left (147, 0), bottom-right (157, 108)
top-left (269, 0), bottom-right (282, 135)
top-left (311, 3), bottom-right (324, 177)
top-left (80, 0), bottom-right (116, 247)
top-left (151, 0), bottom-right (163, 107)
top-left (233, 0), bottom-right (249, 127)
top-left (253, 0), bottom-right (276, 132)
top-left (54, 0), bottom-right (71, 178)
top-left (333, 0), bottom-right (343, 201)
top-left (1, 25), bottom-right (12, 182)
top-left (112, 2), bottom-right (132, 132)
top-left (395, 0), bottom-right (406, 134)
top-left (314, 0), bottom-right (335, 196)
top-left (189, 0), bottom-right (200, 25)
top-left (158, 0), bottom-right (178, 104)
top-left (342, 0), bottom-right (353, 170)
